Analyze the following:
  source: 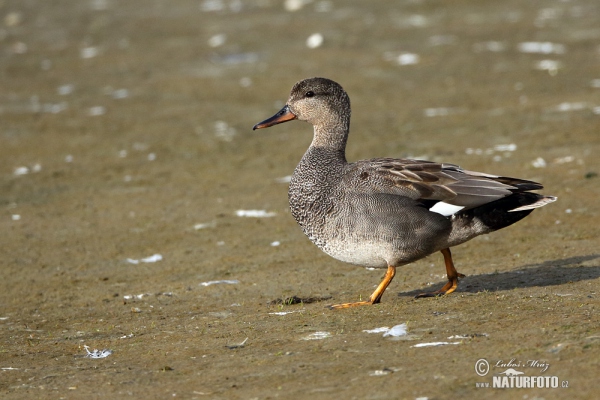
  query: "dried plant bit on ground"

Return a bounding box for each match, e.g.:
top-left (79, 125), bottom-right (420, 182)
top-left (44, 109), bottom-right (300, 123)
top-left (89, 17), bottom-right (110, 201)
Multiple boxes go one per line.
top-left (411, 342), bottom-right (460, 348)
top-left (235, 209), bottom-right (276, 217)
top-left (302, 332), bottom-right (332, 341)
top-left (83, 345), bottom-right (112, 359)
top-left (268, 309), bottom-right (305, 316)
top-left (363, 327), bottom-right (391, 334)
top-left (199, 279), bottom-right (239, 287)
top-left (369, 367), bottom-right (401, 376)
top-left (268, 295), bottom-right (332, 305)
top-left (126, 254), bottom-right (163, 264)
top-left (447, 333), bottom-right (488, 339)
top-left (226, 337), bottom-right (248, 349)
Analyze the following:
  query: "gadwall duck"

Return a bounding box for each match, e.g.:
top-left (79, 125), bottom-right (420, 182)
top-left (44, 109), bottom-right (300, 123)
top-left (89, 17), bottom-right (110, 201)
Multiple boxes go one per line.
top-left (253, 77), bottom-right (556, 309)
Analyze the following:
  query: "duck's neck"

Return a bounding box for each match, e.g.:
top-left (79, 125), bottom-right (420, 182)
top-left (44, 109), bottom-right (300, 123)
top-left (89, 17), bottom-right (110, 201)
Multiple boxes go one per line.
top-left (308, 117), bottom-right (350, 162)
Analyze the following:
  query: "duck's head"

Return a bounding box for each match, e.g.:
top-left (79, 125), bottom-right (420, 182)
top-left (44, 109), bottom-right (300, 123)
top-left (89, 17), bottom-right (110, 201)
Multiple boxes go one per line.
top-left (253, 77), bottom-right (351, 131)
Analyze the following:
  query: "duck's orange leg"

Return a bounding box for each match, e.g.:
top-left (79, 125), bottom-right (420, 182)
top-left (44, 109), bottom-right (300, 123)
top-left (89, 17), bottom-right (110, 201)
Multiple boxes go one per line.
top-left (415, 248), bottom-right (465, 298)
top-left (329, 265), bottom-right (396, 309)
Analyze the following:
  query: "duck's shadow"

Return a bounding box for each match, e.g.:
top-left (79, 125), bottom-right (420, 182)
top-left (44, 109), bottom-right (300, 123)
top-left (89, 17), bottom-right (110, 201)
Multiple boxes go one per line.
top-left (398, 254), bottom-right (600, 297)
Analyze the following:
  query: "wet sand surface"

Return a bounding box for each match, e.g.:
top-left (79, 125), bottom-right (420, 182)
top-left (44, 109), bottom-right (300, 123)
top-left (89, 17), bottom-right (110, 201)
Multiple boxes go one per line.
top-left (1, 0), bottom-right (599, 398)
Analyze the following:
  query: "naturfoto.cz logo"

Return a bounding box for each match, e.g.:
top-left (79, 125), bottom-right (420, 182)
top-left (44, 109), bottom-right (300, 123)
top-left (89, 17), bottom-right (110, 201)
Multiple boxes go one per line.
top-left (474, 358), bottom-right (568, 389)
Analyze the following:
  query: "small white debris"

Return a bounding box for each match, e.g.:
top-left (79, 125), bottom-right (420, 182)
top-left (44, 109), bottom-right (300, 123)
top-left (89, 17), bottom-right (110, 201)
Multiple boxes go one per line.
top-left (302, 331), bottom-right (332, 340)
top-left (315, 1), bottom-right (333, 12)
top-left (518, 42), bottom-right (565, 54)
top-left (269, 310), bottom-right (304, 316)
top-left (4, 11), bottom-right (23, 27)
top-left (120, 333), bottom-right (134, 339)
top-left (383, 324), bottom-right (408, 337)
top-left (194, 221), bottom-right (216, 230)
top-left (306, 33), bottom-right (324, 49)
top-left (126, 254), bottom-right (163, 264)
top-left (12, 42), bottom-right (28, 54)
top-left (239, 77), bottom-right (252, 87)
top-left (83, 345), bottom-right (112, 359)
top-left (473, 41), bottom-right (506, 52)
top-left (270, 241), bottom-right (280, 247)
top-left (13, 166), bottom-right (29, 176)
top-left (123, 293), bottom-right (149, 300)
top-left (11, 215), bottom-right (20, 221)
top-left (199, 279), bottom-right (239, 287)
top-left (565, 209), bottom-right (572, 214)
top-left (57, 84), bottom-right (75, 95)
top-left (147, 153), bottom-right (156, 161)
top-left (235, 210), bottom-right (276, 218)
top-left (369, 369), bottom-right (393, 376)
top-left (531, 157), bottom-right (547, 168)
top-left (396, 53), bottom-right (420, 65)
top-left (80, 47), bottom-right (100, 59)
top-left (65, 155), bottom-right (74, 163)
top-left (423, 107), bottom-right (466, 117)
top-left (494, 143), bottom-right (517, 152)
top-left (118, 150), bottom-right (127, 158)
top-left (554, 156), bottom-right (574, 164)
top-left (590, 79), bottom-right (600, 88)
top-left (141, 254), bottom-right (162, 263)
top-left (200, 0), bottom-right (225, 12)
top-left (534, 60), bottom-right (562, 75)
top-left (208, 34), bottom-right (227, 48)
top-left (213, 120), bottom-right (236, 142)
top-left (112, 88), bottom-right (129, 99)
top-left (363, 327), bottom-right (391, 334)
top-left (284, 0), bottom-right (309, 12)
top-left (368, 367), bottom-right (400, 376)
top-left (552, 102), bottom-right (588, 112)
top-left (226, 337), bottom-right (248, 349)
top-left (428, 35), bottom-right (457, 46)
top-left (31, 163), bottom-right (42, 173)
top-left (411, 342), bottom-right (460, 348)
top-left (275, 175), bottom-right (292, 183)
top-left (88, 106), bottom-right (106, 116)
top-left (1, 367), bottom-right (19, 371)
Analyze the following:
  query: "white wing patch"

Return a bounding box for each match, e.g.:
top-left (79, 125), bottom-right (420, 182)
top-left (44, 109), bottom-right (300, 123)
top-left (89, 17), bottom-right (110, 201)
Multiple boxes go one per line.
top-left (429, 201), bottom-right (465, 216)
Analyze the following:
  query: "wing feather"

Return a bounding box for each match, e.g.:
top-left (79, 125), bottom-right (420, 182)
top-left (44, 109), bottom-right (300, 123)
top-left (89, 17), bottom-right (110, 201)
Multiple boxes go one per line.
top-left (346, 158), bottom-right (544, 211)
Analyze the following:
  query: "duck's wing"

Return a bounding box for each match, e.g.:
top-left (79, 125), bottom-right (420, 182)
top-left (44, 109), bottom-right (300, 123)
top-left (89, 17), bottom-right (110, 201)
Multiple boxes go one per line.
top-left (349, 158), bottom-right (543, 212)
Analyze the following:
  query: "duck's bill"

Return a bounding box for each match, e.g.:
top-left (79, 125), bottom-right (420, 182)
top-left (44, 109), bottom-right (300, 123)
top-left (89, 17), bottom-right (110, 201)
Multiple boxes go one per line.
top-left (253, 105), bottom-right (297, 130)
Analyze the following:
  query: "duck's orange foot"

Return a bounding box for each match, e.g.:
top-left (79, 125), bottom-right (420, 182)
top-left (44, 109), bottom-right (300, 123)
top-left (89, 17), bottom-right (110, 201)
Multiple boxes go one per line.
top-left (415, 272), bottom-right (465, 298)
top-left (328, 265), bottom-right (396, 310)
top-left (416, 248), bottom-right (465, 299)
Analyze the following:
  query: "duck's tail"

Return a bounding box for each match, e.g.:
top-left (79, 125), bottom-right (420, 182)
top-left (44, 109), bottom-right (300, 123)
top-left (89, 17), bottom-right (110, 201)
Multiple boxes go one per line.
top-left (447, 192), bottom-right (557, 246)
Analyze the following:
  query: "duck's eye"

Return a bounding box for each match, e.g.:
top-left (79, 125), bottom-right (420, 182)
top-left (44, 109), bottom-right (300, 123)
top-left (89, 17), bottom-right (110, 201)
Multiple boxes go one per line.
top-left (305, 91), bottom-right (315, 98)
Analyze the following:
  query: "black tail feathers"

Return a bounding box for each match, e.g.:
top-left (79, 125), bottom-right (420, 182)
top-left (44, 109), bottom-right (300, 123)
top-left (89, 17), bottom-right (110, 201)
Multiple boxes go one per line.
top-left (456, 192), bottom-right (556, 232)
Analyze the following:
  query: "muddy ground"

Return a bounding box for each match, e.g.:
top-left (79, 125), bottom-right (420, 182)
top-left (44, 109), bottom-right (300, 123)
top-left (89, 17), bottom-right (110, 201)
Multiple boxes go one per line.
top-left (1, 0), bottom-right (599, 399)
